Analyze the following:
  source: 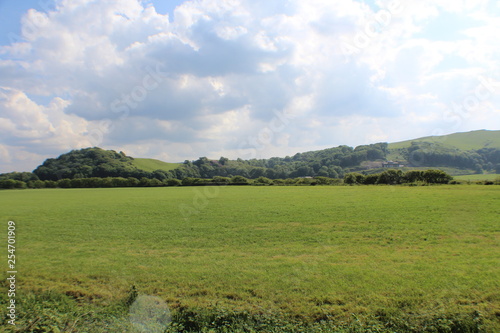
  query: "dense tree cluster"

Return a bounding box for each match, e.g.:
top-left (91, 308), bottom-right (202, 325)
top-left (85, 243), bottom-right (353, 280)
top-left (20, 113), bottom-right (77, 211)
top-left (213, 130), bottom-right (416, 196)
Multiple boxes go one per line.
top-left (24, 144), bottom-right (389, 182)
top-left (3, 171), bottom-right (500, 189)
top-left (2, 140), bottom-right (500, 186)
top-left (401, 142), bottom-right (500, 173)
top-left (343, 169), bottom-right (453, 185)
top-left (185, 143), bottom-right (388, 179)
top-left (33, 148), bottom-right (142, 180)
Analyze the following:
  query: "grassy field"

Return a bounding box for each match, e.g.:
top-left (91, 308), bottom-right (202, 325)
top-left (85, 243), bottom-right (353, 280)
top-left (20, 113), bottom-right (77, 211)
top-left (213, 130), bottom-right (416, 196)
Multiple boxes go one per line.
top-left (1, 186), bottom-right (499, 332)
top-left (131, 158), bottom-right (180, 172)
top-left (388, 129), bottom-right (500, 150)
top-left (453, 174), bottom-right (500, 181)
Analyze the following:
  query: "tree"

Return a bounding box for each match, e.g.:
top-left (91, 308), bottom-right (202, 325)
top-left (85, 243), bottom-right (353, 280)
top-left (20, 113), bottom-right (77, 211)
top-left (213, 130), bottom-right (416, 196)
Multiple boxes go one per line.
top-left (422, 170), bottom-right (452, 184)
top-left (248, 167), bottom-right (265, 179)
top-left (212, 176), bottom-right (230, 184)
top-left (57, 179), bottom-right (72, 188)
top-left (0, 179), bottom-right (17, 189)
top-left (255, 177), bottom-right (273, 185)
top-left (313, 176), bottom-right (332, 185)
top-left (218, 157), bottom-right (229, 165)
top-left (230, 176), bottom-right (249, 184)
top-left (344, 173), bottom-right (365, 185)
top-left (377, 169), bottom-right (403, 185)
top-left (28, 180), bottom-right (46, 189)
top-left (127, 177), bottom-right (140, 187)
top-left (363, 174), bottom-right (379, 185)
top-left (111, 177), bottom-right (129, 187)
top-left (404, 170), bottom-right (424, 183)
top-left (165, 178), bottom-right (181, 186)
top-left (182, 177), bottom-right (196, 186)
top-left (152, 170), bottom-right (169, 180)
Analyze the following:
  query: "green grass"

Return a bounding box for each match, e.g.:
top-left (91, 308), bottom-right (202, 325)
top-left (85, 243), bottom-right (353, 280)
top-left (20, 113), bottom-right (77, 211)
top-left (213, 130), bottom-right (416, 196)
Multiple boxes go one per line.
top-left (1, 186), bottom-right (499, 331)
top-left (453, 174), bottom-right (500, 181)
top-left (389, 129), bottom-right (500, 150)
top-left (131, 158), bottom-right (181, 172)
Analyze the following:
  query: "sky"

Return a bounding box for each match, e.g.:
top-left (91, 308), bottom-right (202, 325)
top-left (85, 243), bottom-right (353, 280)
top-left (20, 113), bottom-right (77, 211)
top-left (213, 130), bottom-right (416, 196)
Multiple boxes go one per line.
top-left (0, 0), bottom-right (499, 172)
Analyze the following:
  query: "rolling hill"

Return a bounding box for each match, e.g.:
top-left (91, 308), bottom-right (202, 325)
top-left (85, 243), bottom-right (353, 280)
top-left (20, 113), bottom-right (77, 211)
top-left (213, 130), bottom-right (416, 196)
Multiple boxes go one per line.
top-left (2, 130), bottom-right (499, 181)
top-left (388, 129), bottom-right (500, 150)
top-left (131, 158), bottom-right (180, 172)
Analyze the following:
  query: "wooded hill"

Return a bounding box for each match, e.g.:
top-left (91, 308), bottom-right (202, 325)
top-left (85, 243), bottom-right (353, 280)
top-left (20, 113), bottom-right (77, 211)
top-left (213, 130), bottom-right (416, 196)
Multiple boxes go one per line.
top-left (1, 130), bottom-right (499, 182)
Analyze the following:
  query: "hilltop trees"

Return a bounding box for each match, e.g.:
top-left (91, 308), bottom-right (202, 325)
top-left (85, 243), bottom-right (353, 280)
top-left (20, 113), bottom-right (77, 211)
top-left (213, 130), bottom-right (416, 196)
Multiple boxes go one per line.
top-left (4, 137), bottom-right (500, 186)
top-left (33, 148), bottom-right (139, 180)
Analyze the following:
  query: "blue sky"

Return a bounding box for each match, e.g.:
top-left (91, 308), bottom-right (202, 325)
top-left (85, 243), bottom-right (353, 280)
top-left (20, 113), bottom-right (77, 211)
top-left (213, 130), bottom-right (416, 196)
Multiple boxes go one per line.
top-left (0, 0), bottom-right (499, 172)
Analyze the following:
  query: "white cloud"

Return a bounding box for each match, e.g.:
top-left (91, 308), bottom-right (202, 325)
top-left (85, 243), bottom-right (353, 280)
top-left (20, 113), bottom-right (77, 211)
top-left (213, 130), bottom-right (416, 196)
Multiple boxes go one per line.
top-left (0, 0), bottom-right (499, 171)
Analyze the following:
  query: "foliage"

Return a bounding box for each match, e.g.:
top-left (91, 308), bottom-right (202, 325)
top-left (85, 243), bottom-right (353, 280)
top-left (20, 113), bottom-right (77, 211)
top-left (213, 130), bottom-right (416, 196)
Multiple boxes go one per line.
top-left (344, 172), bottom-right (365, 185)
top-left (4, 130), bottom-right (500, 183)
top-left (0, 171), bottom-right (39, 181)
top-left (377, 169), bottom-right (404, 185)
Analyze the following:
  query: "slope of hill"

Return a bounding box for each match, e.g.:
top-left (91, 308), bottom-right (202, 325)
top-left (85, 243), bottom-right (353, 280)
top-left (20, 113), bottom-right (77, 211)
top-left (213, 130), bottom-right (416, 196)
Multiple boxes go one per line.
top-left (131, 158), bottom-right (180, 172)
top-left (388, 130), bottom-right (500, 150)
top-left (2, 130), bottom-right (499, 182)
top-left (31, 148), bottom-right (184, 181)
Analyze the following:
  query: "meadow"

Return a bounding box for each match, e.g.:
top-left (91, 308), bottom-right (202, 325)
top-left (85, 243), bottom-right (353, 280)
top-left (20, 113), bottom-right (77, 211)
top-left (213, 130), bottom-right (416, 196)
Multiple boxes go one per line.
top-left (130, 158), bottom-right (181, 172)
top-left (453, 174), bottom-right (500, 182)
top-left (1, 185), bottom-right (499, 332)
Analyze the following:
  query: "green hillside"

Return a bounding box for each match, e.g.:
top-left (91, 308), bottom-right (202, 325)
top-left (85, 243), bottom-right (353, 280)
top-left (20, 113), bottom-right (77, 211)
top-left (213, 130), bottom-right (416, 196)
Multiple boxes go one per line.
top-left (389, 130), bottom-right (500, 150)
top-left (131, 158), bottom-right (180, 172)
top-left (453, 173), bottom-right (500, 181)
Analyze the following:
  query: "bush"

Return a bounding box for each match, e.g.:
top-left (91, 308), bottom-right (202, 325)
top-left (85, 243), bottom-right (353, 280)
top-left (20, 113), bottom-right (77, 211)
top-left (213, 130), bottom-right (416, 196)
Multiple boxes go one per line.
top-left (230, 176), bottom-right (249, 184)
top-left (363, 174), bottom-right (379, 185)
top-left (127, 177), bottom-right (140, 187)
top-left (255, 176), bottom-right (273, 185)
top-left (313, 176), bottom-right (337, 185)
top-left (44, 180), bottom-right (58, 188)
top-left (27, 180), bottom-right (46, 189)
top-left (422, 169), bottom-right (452, 184)
top-left (0, 179), bottom-right (26, 189)
top-left (212, 176), bottom-right (230, 184)
top-left (57, 179), bottom-right (72, 188)
top-left (165, 178), bottom-right (182, 186)
top-left (377, 169), bottom-right (403, 185)
top-left (404, 170), bottom-right (424, 183)
top-left (295, 177), bottom-right (314, 185)
top-left (344, 173), bottom-right (365, 185)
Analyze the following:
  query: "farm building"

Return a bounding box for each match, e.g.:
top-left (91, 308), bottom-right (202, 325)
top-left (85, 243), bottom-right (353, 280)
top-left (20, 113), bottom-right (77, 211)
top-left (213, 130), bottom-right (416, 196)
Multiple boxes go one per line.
top-left (382, 161), bottom-right (405, 168)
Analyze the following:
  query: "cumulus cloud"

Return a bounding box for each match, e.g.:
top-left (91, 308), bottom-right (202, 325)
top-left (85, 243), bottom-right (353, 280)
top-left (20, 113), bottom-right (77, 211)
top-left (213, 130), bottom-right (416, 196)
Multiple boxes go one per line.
top-left (0, 0), bottom-right (499, 171)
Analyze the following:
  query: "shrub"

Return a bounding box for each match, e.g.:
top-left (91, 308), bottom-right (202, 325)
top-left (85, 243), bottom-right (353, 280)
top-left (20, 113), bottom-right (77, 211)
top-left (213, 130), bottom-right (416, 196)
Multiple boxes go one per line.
top-left (404, 170), bottom-right (424, 183)
top-left (165, 178), bottom-right (182, 186)
top-left (57, 179), bottom-right (72, 188)
top-left (230, 176), bottom-right (249, 184)
top-left (344, 173), bottom-right (365, 185)
top-left (363, 174), bottom-right (379, 185)
top-left (212, 176), bottom-right (230, 184)
top-left (255, 177), bottom-right (273, 185)
top-left (377, 169), bottom-right (403, 185)
top-left (422, 169), bottom-right (452, 184)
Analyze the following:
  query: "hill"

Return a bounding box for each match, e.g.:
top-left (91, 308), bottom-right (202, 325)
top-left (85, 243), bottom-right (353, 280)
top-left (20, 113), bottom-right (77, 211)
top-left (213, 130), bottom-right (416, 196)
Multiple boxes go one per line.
top-left (131, 158), bottom-right (180, 172)
top-left (388, 129), bottom-right (500, 150)
top-left (386, 130), bottom-right (500, 174)
top-left (1, 130), bottom-right (499, 182)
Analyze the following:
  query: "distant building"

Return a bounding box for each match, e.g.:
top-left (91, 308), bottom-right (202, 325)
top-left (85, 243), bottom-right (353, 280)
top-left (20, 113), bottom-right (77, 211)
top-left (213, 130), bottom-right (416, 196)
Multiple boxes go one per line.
top-left (382, 161), bottom-right (405, 168)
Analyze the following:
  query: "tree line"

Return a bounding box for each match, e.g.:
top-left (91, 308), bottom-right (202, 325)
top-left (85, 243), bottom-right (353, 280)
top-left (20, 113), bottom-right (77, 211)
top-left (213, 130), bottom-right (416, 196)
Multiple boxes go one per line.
top-left (23, 145), bottom-right (389, 181)
top-left (1, 169), bottom-right (472, 190)
top-left (400, 142), bottom-right (500, 173)
top-left (343, 169), bottom-right (453, 185)
top-left (3, 142), bottom-right (500, 185)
